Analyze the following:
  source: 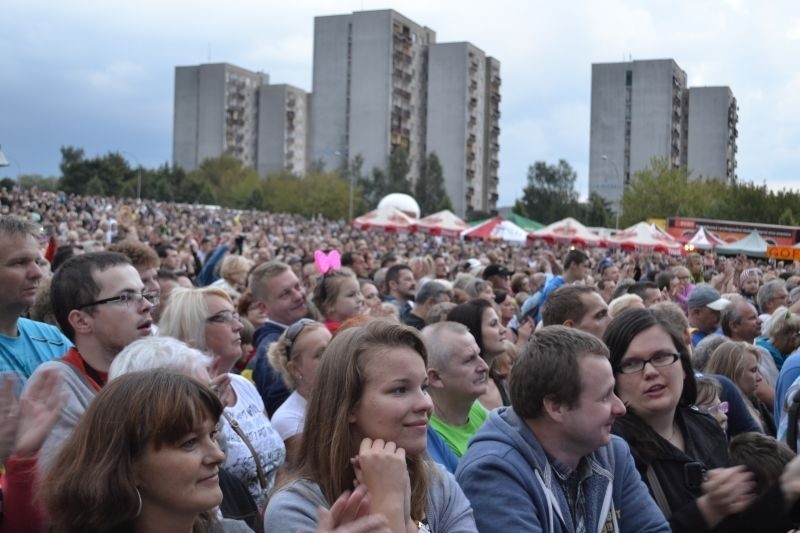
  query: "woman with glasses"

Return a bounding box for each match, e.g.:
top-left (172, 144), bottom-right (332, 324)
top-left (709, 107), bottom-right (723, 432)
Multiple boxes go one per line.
top-left (605, 308), bottom-right (799, 532)
top-left (268, 318), bottom-right (332, 464)
top-left (160, 286), bottom-right (285, 510)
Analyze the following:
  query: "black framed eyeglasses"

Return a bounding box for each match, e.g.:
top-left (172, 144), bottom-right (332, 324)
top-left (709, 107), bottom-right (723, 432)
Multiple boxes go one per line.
top-left (284, 318), bottom-right (317, 358)
top-left (206, 310), bottom-right (241, 324)
top-left (616, 352), bottom-right (680, 375)
top-left (78, 291), bottom-right (159, 310)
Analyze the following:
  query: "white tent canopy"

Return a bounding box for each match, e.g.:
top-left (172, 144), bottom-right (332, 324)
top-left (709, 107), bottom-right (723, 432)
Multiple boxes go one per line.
top-left (416, 210), bottom-right (469, 237)
top-left (529, 217), bottom-right (606, 247)
top-left (685, 226), bottom-right (725, 250)
top-left (715, 230), bottom-right (770, 258)
top-left (607, 222), bottom-right (684, 255)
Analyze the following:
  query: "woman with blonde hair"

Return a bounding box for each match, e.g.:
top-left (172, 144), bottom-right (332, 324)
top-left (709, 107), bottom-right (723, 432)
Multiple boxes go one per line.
top-left (212, 255), bottom-right (254, 302)
top-left (264, 320), bottom-right (476, 532)
top-left (756, 307), bottom-right (800, 371)
top-left (706, 341), bottom-right (776, 435)
top-left (159, 286), bottom-right (285, 509)
top-left (268, 318), bottom-right (332, 463)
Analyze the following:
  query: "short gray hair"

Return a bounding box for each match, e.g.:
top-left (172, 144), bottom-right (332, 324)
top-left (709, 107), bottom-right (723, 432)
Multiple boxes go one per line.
top-left (757, 280), bottom-right (787, 311)
top-left (109, 336), bottom-right (211, 380)
top-left (415, 280), bottom-right (451, 305)
top-left (420, 321), bottom-right (470, 370)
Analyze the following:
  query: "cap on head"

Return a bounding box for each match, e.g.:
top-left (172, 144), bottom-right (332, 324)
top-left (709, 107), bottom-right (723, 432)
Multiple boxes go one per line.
top-left (688, 285), bottom-right (730, 311)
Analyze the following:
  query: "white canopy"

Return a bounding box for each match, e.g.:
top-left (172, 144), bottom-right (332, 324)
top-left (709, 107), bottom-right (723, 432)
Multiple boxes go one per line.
top-left (685, 226), bottom-right (725, 250)
top-left (351, 207), bottom-right (417, 233)
top-left (608, 222), bottom-right (684, 255)
top-left (416, 210), bottom-right (469, 237)
top-left (715, 230), bottom-right (770, 258)
top-left (529, 217), bottom-right (606, 247)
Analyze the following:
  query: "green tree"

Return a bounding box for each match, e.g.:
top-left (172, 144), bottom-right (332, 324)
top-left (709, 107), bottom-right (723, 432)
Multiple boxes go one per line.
top-left (414, 152), bottom-right (452, 216)
top-left (581, 192), bottom-right (613, 227)
top-left (620, 158), bottom-right (726, 226)
top-left (516, 159), bottom-right (580, 224)
top-left (387, 146), bottom-right (412, 195)
top-left (85, 176), bottom-right (106, 196)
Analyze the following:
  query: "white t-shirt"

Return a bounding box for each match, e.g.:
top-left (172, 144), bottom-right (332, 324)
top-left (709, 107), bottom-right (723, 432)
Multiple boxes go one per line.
top-left (221, 374), bottom-right (286, 507)
top-left (271, 390), bottom-right (307, 441)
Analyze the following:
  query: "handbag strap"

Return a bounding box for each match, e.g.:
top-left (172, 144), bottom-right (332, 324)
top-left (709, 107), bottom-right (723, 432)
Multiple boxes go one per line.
top-left (222, 411), bottom-right (268, 490)
top-left (646, 465), bottom-right (672, 518)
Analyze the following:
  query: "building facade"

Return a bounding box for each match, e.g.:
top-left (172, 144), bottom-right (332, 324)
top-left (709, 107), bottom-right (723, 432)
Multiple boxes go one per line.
top-left (173, 63), bottom-right (309, 176)
top-left (687, 86), bottom-right (738, 182)
top-left (589, 59), bottom-right (736, 211)
top-left (311, 10), bottom-right (435, 182)
top-left (427, 43), bottom-right (500, 217)
top-left (312, 9), bottom-right (499, 217)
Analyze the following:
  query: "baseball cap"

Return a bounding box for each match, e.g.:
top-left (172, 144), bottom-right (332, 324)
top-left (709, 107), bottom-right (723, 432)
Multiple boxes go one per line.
top-left (688, 285), bottom-right (730, 311)
top-left (482, 264), bottom-right (510, 280)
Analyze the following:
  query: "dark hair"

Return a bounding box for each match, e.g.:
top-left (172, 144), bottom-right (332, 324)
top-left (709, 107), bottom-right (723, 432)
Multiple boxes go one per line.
top-left (541, 285), bottom-right (598, 327)
top-left (563, 249), bottom-right (589, 270)
top-left (511, 326), bottom-right (609, 419)
top-left (50, 252), bottom-right (132, 341)
top-left (447, 298), bottom-right (493, 358)
top-left (603, 308), bottom-right (696, 406)
top-left (729, 432), bottom-right (795, 495)
top-left (655, 269), bottom-right (676, 292)
top-left (385, 264), bottom-right (412, 286)
top-left (42, 370), bottom-right (223, 533)
top-left (493, 289), bottom-right (509, 306)
top-left (626, 281), bottom-right (658, 299)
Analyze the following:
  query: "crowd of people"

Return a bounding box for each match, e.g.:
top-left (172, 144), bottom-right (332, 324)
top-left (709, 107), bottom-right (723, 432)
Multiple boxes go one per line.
top-left (3, 185), bottom-right (800, 532)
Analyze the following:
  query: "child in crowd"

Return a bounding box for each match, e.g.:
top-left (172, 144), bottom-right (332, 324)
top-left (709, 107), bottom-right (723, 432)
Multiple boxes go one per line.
top-left (695, 374), bottom-right (729, 433)
top-left (729, 432), bottom-right (795, 495)
top-left (312, 268), bottom-right (366, 333)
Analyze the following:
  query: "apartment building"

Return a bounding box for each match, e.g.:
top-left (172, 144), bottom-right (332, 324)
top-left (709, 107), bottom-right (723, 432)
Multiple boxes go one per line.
top-left (173, 63), bottom-right (309, 175)
top-left (589, 59), bottom-right (736, 210)
top-left (312, 9), bottom-right (500, 217)
top-left (687, 86), bottom-right (738, 182)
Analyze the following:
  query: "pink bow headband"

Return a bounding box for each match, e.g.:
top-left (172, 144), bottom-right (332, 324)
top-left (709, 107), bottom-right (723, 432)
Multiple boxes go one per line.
top-left (314, 249), bottom-right (341, 275)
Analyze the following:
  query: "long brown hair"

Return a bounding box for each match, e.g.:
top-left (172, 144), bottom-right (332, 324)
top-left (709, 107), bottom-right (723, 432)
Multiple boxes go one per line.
top-left (41, 370), bottom-right (223, 533)
top-left (295, 319), bottom-right (433, 521)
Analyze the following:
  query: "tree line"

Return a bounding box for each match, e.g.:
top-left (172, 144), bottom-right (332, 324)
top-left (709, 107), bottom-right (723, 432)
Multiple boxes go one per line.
top-left (3, 146), bottom-right (452, 220)
top-left (513, 157), bottom-right (800, 228)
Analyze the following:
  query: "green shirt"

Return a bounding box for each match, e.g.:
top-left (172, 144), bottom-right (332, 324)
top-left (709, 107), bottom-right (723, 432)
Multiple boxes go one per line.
top-left (429, 401), bottom-right (488, 458)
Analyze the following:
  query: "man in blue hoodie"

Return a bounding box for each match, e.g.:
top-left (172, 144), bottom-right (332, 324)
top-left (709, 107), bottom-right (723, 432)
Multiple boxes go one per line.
top-left (456, 326), bottom-right (669, 532)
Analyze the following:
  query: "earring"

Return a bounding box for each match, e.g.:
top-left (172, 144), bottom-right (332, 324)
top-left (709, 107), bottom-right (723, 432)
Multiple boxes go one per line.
top-left (135, 487), bottom-right (143, 517)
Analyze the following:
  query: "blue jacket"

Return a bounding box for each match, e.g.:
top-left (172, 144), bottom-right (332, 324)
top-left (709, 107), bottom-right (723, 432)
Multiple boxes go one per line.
top-left (456, 407), bottom-right (669, 533)
top-left (251, 321), bottom-right (291, 417)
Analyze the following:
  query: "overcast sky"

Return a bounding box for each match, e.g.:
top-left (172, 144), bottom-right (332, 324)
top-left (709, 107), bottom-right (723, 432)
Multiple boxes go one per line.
top-left (2, 0), bottom-right (798, 207)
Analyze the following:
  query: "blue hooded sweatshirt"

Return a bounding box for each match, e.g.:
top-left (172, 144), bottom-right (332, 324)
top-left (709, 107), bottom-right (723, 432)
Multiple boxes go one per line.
top-left (456, 407), bottom-right (670, 533)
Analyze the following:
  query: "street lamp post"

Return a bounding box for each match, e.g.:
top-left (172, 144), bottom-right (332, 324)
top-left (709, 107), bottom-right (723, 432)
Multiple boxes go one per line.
top-left (601, 155), bottom-right (622, 229)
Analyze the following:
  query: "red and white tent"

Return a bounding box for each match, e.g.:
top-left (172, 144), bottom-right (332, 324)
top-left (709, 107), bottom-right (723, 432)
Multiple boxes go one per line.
top-left (461, 217), bottom-right (529, 243)
top-left (351, 207), bottom-right (417, 233)
top-left (416, 210), bottom-right (469, 237)
top-left (685, 226), bottom-right (725, 250)
top-left (529, 217), bottom-right (606, 247)
top-left (608, 222), bottom-right (684, 255)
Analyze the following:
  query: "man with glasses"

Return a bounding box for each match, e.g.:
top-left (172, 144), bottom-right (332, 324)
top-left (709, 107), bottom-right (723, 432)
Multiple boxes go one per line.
top-left (0, 216), bottom-right (71, 380)
top-left (27, 251), bottom-right (156, 470)
top-left (457, 326), bottom-right (669, 532)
